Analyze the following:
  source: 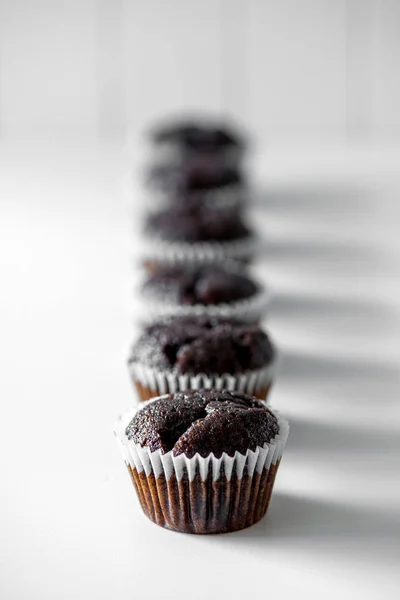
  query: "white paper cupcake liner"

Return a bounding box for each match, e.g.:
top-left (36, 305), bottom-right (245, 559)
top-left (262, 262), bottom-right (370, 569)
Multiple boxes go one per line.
top-left (128, 351), bottom-right (279, 402)
top-left (140, 232), bottom-right (260, 268)
top-left (114, 404), bottom-right (289, 481)
top-left (144, 181), bottom-right (247, 213)
top-left (115, 402), bottom-right (288, 483)
top-left (138, 274), bottom-right (270, 324)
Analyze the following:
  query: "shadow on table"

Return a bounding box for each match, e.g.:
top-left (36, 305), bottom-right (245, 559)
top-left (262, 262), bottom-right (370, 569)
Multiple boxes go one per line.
top-left (259, 237), bottom-right (378, 262)
top-left (256, 239), bottom-right (394, 285)
top-left (276, 349), bottom-right (400, 410)
top-left (269, 293), bottom-right (400, 339)
top-left (232, 492), bottom-right (400, 543)
top-left (280, 349), bottom-right (399, 381)
top-left (270, 293), bottom-right (398, 323)
top-left (285, 416), bottom-right (400, 453)
top-left (251, 185), bottom-right (392, 275)
top-left (253, 185), bottom-right (372, 214)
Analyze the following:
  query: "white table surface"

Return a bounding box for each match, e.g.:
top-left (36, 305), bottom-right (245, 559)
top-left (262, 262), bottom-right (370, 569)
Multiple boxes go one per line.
top-left (1, 139), bottom-right (400, 600)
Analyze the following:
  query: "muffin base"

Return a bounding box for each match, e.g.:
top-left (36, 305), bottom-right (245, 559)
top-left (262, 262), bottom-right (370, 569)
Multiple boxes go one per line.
top-left (127, 460), bottom-right (280, 534)
top-left (140, 231), bottom-right (258, 275)
top-left (133, 380), bottom-right (273, 403)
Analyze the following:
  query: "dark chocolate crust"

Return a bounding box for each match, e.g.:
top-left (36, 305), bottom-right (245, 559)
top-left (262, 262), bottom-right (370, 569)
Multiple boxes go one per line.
top-left (149, 120), bottom-right (245, 152)
top-left (129, 316), bottom-right (274, 374)
top-left (145, 204), bottom-right (251, 243)
top-left (125, 389), bottom-right (279, 458)
top-left (142, 264), bottom-right (259, 306)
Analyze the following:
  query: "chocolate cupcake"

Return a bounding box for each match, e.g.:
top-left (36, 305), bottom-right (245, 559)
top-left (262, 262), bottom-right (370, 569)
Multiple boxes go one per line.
top-left (148, 117), bottom-right (246, 171)
top-left (141, 204), bottom-right (258, 271)
top-left (146, 161), bottom-right (247, 212)
top-left (128, 316), bottom-right (278, 401)
top-left (139, 263), bottom-right (269, 323)
top-left (114, 390), bottom-right (289, 534)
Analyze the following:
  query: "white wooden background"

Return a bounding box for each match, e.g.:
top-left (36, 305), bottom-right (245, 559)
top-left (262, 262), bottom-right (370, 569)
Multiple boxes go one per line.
top-left (0, 0), bottom-right (399, 142)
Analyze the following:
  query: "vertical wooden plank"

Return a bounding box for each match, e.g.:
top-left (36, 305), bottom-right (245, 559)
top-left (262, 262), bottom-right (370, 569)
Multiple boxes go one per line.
top-left (219, 0), bottom-right (250, 123)
top-left (122, 0), bottom-right (224, 137)
top-left (247, 0), bottom-right (347, 142)
top-left (346, 0), bottom-right (400, 141)
top-left (345, 0), bottom-right (378, 140)
top-left (96, 0), bottom-right (126, 138)
top-left (0, 0), bottom-right (98, 137)
top-left (372, 0), bottom-right (400, 139)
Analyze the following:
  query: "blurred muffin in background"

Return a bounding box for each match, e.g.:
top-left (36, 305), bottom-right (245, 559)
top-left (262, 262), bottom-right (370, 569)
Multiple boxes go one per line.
top-left (138, 262), bottom-right (270, 323)
top-left (146, 162), bottom-right (246, 212)
top-left (127, 315), bottom-right (277, 402)
top-left (144, 116), bottom-right (249, 211)
top-left (141, 203), bottom-right (259, 271)
top-left (148, 116), bottom-right (247, 170)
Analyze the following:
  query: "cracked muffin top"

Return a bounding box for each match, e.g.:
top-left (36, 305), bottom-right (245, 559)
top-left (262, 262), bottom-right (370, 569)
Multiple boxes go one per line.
top-left (125, 389), bottom-right (279, 458)
top-left (141, 264), bottom-right (259, 308)
top-left (129, 316), bottom-right (274, 375)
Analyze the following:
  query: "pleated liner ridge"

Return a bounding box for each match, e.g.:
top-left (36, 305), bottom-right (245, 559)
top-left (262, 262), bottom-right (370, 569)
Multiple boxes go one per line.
top-left (128, 357), bottom-right (278, 403)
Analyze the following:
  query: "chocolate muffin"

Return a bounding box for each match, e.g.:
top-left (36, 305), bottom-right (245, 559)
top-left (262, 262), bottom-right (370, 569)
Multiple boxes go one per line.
top-left (145, 203), bottom-right (251, 243)
top-left (148, 161), bottom-right (242, 194)
top-left (143, 264), bottom-right (257, 304)
top-left (114, 390), bottom-right (289, 534)
top-left (131, 317), bottom-right (273, 374)
top-left (139, 264), bottom-right (269, 323)
top-left (148, 118), bottom-right (246, 167)
top-left (128, 317), bottom-right (276, 401)
top-left (142, 204), bottom-right (257, 269)
top-left (150, 119), bottom-right (244, 149)
top-left (144, 117), bottom-right (249, 211)
top-left (146, 161), bottom-right (246, 211)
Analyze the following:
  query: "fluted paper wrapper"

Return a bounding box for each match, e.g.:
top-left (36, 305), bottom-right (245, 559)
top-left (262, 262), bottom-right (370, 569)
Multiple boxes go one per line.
top-left (141, 233), bottom-right (259, 272)
top-left (138, 282), bottom-right (270, 324)
top-left (145, 182), bottom-right (247, 213)
top-left (128, 353), bottom-right (278, 402)
top-left (114, 401), bottom-right (289, 534)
